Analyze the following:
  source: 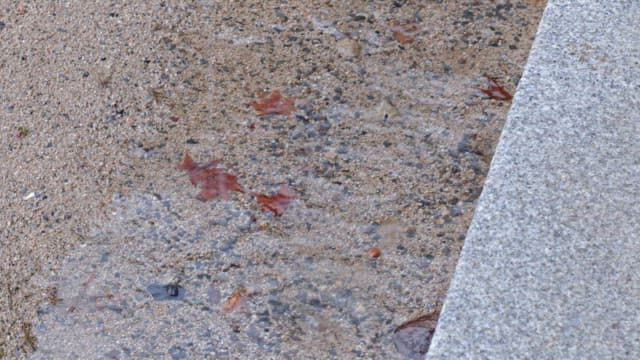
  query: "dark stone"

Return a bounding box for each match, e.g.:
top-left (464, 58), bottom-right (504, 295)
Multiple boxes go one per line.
top-left (393, 313), bottom-right (439, 359)
top-left (147, 283), bottom-right (186, 301)
top-left (364, 223), bottom-right (380, 235)
top-left (449, 205), bottom-right (463, 217)
top-left (351, 14), bottom-right (367, 21)
top-left (166, 284), bottom-right (180, 297)
top-left (169, 345), bottom-right (189, 360)
top-left (308, 298), bottom-right (324, 308)
top-left (456, 133), bottom-right (473, 154)
top-left (392, 0), bottom-right (407, 7)
top-left (268, 299), bottom-right (290, 315)
top-left (465, 187), bottom-right (482, 202)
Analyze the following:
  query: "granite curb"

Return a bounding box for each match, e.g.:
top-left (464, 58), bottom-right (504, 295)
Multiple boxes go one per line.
top-left (428, 1), bottom-right (640, 358)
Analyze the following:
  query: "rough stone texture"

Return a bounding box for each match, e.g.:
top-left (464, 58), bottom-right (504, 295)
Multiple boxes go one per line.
top-left (428, 1), bottom-right (640, 359)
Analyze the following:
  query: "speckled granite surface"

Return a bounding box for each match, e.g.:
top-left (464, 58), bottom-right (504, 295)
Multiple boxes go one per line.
top-left (428, 1), bottom-right (640, 358)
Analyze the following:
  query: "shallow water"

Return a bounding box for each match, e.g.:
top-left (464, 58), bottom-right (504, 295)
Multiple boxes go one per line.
top-left (1, 1), bottom-right (546, 358)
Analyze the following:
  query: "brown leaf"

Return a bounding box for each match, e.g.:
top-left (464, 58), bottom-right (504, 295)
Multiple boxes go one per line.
top-left (198, 172), bottom-right (243, 201)
top-left (393, 311), bottom-right (440, 358)
top-left (480, 74), bottom-right (513, 100)
top-left (222, 288), bottom-right (246, 313)
top-left (253, 184), bottom-right (296, 217)
top-left (389, 21), bottom-right (423, 44)
top-left (177, 152), bottom-right (243, 200)
top-left (251, 90), bottom-right (296, 116)
top-left (222, 287), bottom-right (257, 313)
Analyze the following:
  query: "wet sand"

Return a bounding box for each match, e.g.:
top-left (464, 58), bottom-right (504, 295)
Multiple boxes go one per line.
top-left (0, 1), bottom-right (545, 358)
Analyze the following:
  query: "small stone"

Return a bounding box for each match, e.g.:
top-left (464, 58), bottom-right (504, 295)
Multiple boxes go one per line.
top-left (336, 38), bottom-right (361, 59)
top-left (147, 283), bottom-right (186, 301)
top-left (367, 247), bottom-right (381, 258)
top-left (268, 299), bottom-right (290, 315)
top-left (351, 13), bottom-right (368, 21)
top-left (168, 345), bottom-right (189, 360)
top-left (166, 284), bottom-right (179, 297)
top-left (376, 98), bottom-right (400, 120)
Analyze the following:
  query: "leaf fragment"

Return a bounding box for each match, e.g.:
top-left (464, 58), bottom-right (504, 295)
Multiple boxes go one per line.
top-left (222, 287), bottom-right (256, 313)
top-left (480, 74), bottom-right (513, 101)
top-left (16, 126), bottom-right (30, 139)
top-left (251, 90), bottom-right (296, 116)
top-left (177, 152), bottom-right (243, 201)
top-left (388, 20), bottom-right (424, 44)
top-left (253, 184), bottom-right (296, 217)
top-left (393, 310), bottom-right (440, 357)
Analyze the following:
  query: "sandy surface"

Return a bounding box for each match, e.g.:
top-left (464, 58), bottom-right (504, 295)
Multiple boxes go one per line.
top-left (0, 1), bottom-right (545, 358)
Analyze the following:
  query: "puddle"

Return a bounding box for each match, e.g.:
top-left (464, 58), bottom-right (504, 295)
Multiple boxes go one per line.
top-left (5, 1), bottom-right (548, 358)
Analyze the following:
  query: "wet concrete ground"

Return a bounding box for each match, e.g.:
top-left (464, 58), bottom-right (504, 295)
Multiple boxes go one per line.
top-left (0, 1), bottom-right (545, 358)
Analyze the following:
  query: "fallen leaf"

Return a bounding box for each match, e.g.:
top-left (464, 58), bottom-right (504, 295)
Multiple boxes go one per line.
top-left (393, 311), bottom-right (440, 358)
top-left (16, 126), bottom-right (30, 139)
top-left (222, 287), bottom-right (257, 313)
top-left (253, 184), bottom-right (296, 217)
top-left (177, 152), bottom-right (243, 201)
top-left (388, 21), bottom-right (424, 44)
top-left (480, 74), bottom-right (513, 100)
top-left (222, 288), bottom-right (246, 313)
top-left (251, 90), bottom-right (296, 116)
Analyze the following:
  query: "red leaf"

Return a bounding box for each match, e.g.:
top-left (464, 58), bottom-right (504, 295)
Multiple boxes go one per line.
top-left (177, 152), bottom-right (243, 201)
top-left (251, 90), bottom-right (296, 116)
top-left (480, 74), bottom-right (513, 101)
top-left (222, 287), bottom-right (257, 313)
top-left (253, 184), bottom-right (296, 216)
top-left (198, 171), bottom-right (243, 201)
top-left (177, 152), bottom-right (198, 172)
top-left (388, 21), bottom-right (423, 44)
top-left (222, 288), bottom-right (247, 313)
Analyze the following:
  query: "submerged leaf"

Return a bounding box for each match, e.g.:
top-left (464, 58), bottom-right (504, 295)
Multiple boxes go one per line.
top-left (388, 20), bottom-right (424, 44)
top-left (480, 74), bottom-right (513, 101)
top-left (222, 287), bottom-right (253, 313)
top-left (251, 90), bottom-right (296, 116)
top-left (393, 311), bottom-right (440, 358)
top-left (177, 152), bottom-right (243, 200)
top-left (253, 184), bottom-right (296, 217)
top-left (199, 172), bottom-right (243, 201)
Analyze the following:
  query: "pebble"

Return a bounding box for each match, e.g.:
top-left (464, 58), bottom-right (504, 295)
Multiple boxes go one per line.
top-left (147, 284), bottom-right (186, 301)
top-left (368, 247), bottom-right (382, 258)
top-left (335, 38), bottom-right (362, 59)
top-left (375, 98), bottom-right (400, 121)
